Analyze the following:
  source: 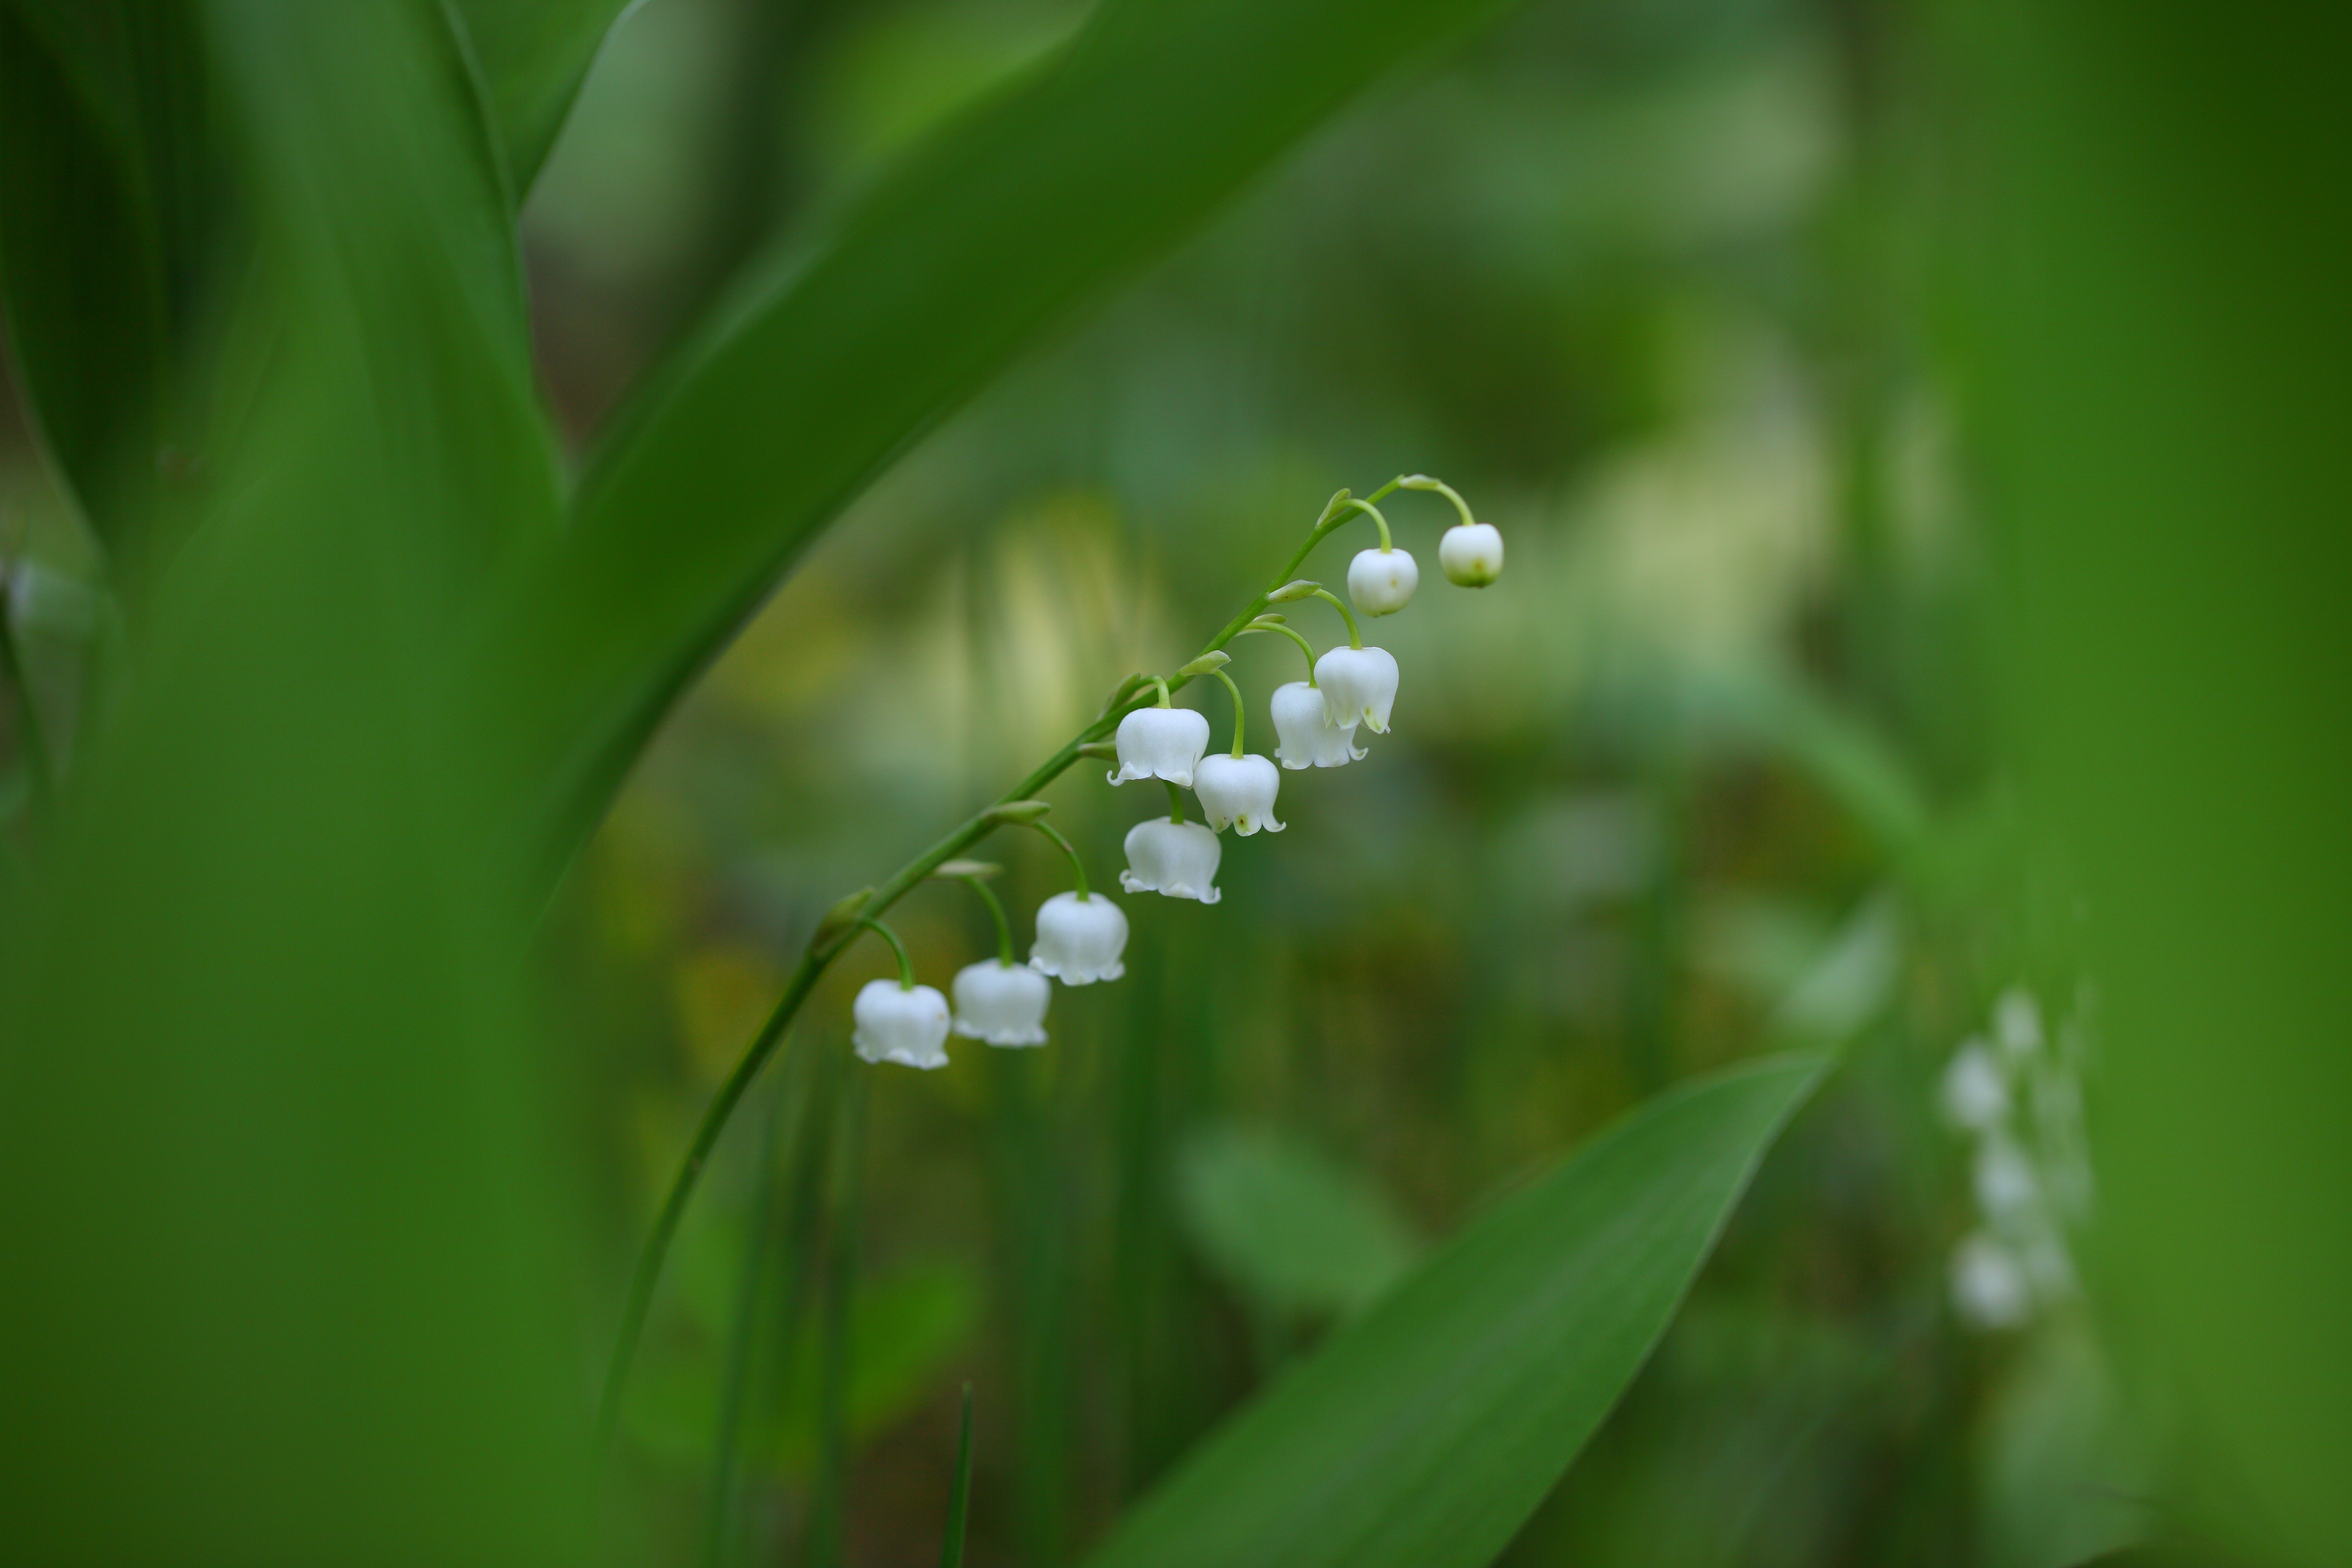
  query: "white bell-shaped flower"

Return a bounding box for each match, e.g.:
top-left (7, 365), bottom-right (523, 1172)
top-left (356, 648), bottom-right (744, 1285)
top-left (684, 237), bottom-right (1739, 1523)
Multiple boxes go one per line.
top-left (1193, 753), bottom-right (1285, 836)
top-left (1269, 681), bottom-right (1365, 770)
top-left (1120, 816), bottom-right (1222, 903)
top-left (1029, 891), bottom-right (1128, 984)
top-left (1107, 706), bottom-right (1211, 788)
top-left (1346, 547), bottom-right (1419, 616)
top-left (851, 979), bottom-right (952, 1070)
top-left (1314, 645), bottom-right (1399, 735)
top-left (951, 959), bottom-right (1050, 1047)
top-left (1438, 522), bottom-right (1504, 587)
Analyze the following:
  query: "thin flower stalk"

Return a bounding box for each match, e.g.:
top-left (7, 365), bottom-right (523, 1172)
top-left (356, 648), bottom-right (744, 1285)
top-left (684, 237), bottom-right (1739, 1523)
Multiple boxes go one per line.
top-left (591, 476), bottom-right (1470, 1459)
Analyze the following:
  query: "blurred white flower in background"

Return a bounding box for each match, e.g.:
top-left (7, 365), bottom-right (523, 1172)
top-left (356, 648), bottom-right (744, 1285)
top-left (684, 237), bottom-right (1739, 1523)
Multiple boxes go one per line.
top-left (1952, 1232), bottom-right (2034, 1331)
top-left (1940, 1039), bottom-right (2010, 1132)
top-left (1942, 984), bottom-right (2095, 1331)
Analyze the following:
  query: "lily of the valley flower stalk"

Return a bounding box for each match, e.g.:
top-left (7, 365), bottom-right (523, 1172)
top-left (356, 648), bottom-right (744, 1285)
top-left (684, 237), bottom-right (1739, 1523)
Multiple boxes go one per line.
top-left (594, 474), bottom-right (1502, 1457)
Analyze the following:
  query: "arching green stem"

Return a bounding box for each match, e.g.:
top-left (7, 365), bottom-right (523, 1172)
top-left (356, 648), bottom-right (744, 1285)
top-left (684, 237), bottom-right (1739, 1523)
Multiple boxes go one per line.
top-left (1208, 667), bottom-right (1247, 757)
top-left (859, 917), bottom-right (916, 989)
top-left (1243, 617), bottom-right (1320, 685)
top-left (1312, 587), bottom-right (1363, 650)
top-left (1029, 818), bottom-right (1091, 900)
top-left (1164, 779), bottom-right (1187, 825)
top-left (1152, 676), bottom-right (1172, 708)
top-left (1400, 473), bottom-right (1477, 529)
top-left (961, 874), bottom-right (1016, 966)
top-left (1338, 497), bottom-right (1393, 551)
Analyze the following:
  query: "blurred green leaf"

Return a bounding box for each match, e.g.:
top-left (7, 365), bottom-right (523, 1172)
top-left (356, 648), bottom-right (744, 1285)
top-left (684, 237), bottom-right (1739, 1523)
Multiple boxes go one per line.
top-left (1080, 1055), bottom-right (1827, 1568)
top-left (484, 0), bottom-right (1521, 884)
top-left (629, 1260), bottom-right (979, 1470)
top-left (1957, 0), bottom-right (2352, 1557)
top-left (1685, 662), bottom-right (1930, 854)
top-left (1174, 1124), bottom-right (1419, 1320)
top-left (1977, 1317), bottom-right (2151, 1568)
top-left (0, 0), bottom-right (209, 565)
top-left (449, 0), bottom-right (634, 198)
top-left (0, 0), bottom-right (578, 1558)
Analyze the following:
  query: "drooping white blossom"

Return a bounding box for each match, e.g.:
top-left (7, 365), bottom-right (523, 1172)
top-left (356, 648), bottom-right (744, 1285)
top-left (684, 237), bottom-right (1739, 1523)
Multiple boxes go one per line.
top-left (1107, 706), bottom-right (1211, 788)
top-left (1029, 891), bottom-right (1128, 984)
top-left (852, 980), bottom-right (952, 1070)
top-left (1346, 547), bottom-right (1419, 616)
top-left (1438, 522), bottom-right (1504, 587)
top-left (1193, 753), bottom-right (1286, 836)
top-left (952, 960), bottom-right (1051, 1047)
top-left (1270, 681), bottom-right (1365, 770)
top-left (1120, 816), bottom-right (1222, 903)
top-left (1939, 1039), bottom-right (2009, 1132)
top-left (1314, 645), bottom-right (1399, 735)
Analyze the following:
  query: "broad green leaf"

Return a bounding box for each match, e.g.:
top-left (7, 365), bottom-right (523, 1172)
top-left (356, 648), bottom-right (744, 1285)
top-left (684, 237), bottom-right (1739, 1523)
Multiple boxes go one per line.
top-left (0, 0), bottom-right (209, 567)
top-left (486, 0), bottom-right (1522, 882)
top-left (1175, 1124), bottom-right (1420, 1320)
top-left (0, 0), bottom-right (577, 1559)
top-left (449, 0), bottom-right (635, 197)
top-left (1079, 1055), bottom-right (1827, 1568)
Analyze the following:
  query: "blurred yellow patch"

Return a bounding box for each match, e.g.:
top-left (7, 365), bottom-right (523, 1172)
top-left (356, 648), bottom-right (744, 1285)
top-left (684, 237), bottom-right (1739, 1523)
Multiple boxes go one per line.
top-left (672, 944), bottom-right (783, 1084)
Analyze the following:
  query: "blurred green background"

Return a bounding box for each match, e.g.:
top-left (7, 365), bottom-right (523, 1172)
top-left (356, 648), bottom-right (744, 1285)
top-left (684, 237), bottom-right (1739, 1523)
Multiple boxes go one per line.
top-left (1, 0), bottom-right (2342, 1564)
top-left (519, 0), bottom-right (2062, 1561)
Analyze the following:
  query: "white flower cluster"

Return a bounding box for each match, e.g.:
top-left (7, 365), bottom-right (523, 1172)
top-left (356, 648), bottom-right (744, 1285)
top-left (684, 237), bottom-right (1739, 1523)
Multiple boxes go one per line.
top-left (1940, 986), bottom-right (2095, 1330)
top-left (851, 477), bottom-right (1499, 1070)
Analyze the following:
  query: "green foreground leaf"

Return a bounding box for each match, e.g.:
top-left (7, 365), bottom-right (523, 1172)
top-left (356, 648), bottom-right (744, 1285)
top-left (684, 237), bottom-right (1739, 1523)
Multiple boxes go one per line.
top-left (0, 0), bottom-right (210, 565)
top-left (450, 0), bottom-right (634, 197)
top-left (1081, 1055), bottom-right (1828, 1568)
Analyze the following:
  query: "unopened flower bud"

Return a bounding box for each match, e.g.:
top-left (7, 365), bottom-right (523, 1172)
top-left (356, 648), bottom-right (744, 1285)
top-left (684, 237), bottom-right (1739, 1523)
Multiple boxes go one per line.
top-left (983, 799), bottom-right (1054, 826)
top-left (951, 960), bottom-right (1050, 1047)
top-left (1193, 753), bottom-right (1285, 835)
top-left (1269, 681), bottom-right (1364, 770)
top-left (1029, 892), bottom-right (1128, 984)
top-left (1120, 817), bottom-right (1222, 903)
top-left (1267, 578), bottom-right (1321, 604)
top-left (852, 979), bottom-right (952, 1070)
top-left (1107, 706), bottom-right (1211, 788)
top-left (1314, 645), bottom-right (1399, 735)
top-left (1346, 547), bottom-right (1418, 616)
top-left (1438, 523), bottom-right (1504, 587)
